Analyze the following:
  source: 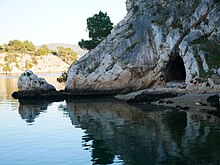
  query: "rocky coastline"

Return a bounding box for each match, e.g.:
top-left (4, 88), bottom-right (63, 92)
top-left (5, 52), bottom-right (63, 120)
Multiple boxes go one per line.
top-left (66, 0), bottom-right (220, 95)
top-left (12, 71), bottom-right (219, 118)
top-left (12, 85), bottom-right (220, 118)
top-left (11, 0), bottom-right (220, 117)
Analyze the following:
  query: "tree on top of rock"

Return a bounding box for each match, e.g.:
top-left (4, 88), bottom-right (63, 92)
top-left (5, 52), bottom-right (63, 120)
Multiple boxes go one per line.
top-left (78, 11), bottom-right (113, 50)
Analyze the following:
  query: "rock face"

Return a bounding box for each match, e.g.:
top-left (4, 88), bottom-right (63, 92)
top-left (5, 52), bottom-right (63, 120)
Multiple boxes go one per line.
top-left (125, 0), bottom-right (136, 12)
top-left (18, 70), bottom-right (56, 91)
top-left (66, 0), bottom-right (220, 94)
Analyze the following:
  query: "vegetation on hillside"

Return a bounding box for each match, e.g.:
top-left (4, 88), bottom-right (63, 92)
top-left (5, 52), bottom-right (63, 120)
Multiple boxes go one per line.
top-left (57, 47), bottom-right (78, 65)
top-left (1, 40), bottom-right (36, 53)
top-left (0, 40), bottom-right (78, 66)
top-left (35, 44), bottom-right (51, 56)
top-left (78, 11), bottom-right (113, 50)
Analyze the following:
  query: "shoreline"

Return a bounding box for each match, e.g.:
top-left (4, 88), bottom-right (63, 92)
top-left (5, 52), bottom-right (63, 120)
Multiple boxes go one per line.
top-left (12, 87), bottom-right (219, 109)
top-left (0, 71), bottom-right (65, 77)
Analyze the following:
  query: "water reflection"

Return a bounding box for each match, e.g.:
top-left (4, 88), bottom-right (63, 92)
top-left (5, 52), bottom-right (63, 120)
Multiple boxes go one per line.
top-left (0, 76), bottom-right (19, 100)
top-left (14, 96), bottom-right (220, 164)
top-left (18, 101), bottom-right (50, 123)
top-left (60, 99), bottom-right (220, 165)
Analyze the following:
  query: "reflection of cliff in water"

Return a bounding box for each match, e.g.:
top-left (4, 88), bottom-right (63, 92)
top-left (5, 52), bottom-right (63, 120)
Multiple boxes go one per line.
top-left (63, 100), bottom-right (220, 165)
top-left (18, 101), bottom-right (49, 123)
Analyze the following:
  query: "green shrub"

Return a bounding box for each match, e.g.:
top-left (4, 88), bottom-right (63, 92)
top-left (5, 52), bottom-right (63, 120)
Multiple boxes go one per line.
top-left (3, 64), bottom-right (11, 73)
top-left (57, 47), bottom-right (78, 64)
top-left (133, 5), bottom-right (139, 12)
top-left (4, 53), bottom-right (18, 63)
top-left (31, 57), bottom-right (38, 65)
top-left (35, 45), bottom-right (51, 56)
top-left (128, 23), bottom-right (134, 30)
top-left (78, 11), bottom-right (113, 50)
top-left (25, 61), bottom-right (33, 70)
top-left (192, 36), bottom-right (220, 77)
top-left (57, 72), bottom-right (68, 83)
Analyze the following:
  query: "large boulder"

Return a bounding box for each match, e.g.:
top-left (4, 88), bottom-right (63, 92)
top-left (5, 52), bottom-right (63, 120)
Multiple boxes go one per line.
top-left (13, 70), bottom-right (59, 100)
top-left (66, 0), bottom-right (220, 95)
top-left (18, 70), bottom-right (56, 91)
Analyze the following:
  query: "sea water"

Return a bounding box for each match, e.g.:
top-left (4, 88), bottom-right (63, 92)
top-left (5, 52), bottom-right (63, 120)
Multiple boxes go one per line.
top-left (0, 74), bottom-right (220, 165)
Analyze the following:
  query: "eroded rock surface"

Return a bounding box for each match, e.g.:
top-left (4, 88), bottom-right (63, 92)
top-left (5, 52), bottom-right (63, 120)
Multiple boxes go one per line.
top-left (66, 0), bottom-right (220, 94)
top-left (18, 70), bottom-right (56, 91)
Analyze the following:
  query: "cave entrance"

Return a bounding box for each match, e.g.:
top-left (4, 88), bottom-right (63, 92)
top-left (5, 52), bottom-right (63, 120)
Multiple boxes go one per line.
top-left (164, 55), bottom-right (186, 82)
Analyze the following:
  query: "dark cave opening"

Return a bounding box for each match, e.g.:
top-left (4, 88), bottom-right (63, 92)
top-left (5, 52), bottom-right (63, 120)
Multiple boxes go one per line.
top-left (165, 55), bottom-right (186, 82)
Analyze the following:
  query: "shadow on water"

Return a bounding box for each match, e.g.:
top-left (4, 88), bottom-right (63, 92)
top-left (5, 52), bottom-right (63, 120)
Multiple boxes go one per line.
top-left (17, 98), bottom-right (220, 164)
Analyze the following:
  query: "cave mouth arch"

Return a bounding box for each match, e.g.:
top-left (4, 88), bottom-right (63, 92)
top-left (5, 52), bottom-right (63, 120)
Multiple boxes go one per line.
top-left (164, 55), bottom-right (186, 82)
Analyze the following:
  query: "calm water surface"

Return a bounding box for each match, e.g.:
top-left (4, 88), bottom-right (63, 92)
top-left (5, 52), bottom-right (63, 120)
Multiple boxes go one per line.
top-left (1, 74), bottom-right (220, 165)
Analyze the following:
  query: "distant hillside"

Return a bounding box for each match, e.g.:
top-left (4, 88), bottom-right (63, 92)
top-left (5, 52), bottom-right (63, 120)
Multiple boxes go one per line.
top-left (44, 43), bottom-right (88, 58)
top-left (0, 53), bottom-right (69, 74)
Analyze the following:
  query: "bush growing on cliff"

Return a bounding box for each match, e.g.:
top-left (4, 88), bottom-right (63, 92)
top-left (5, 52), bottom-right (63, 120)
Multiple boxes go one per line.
top-left (192, 36), bottom-right (220, 77)
top-left (57, 72), bottom-right (67, 83)
top-left (78, 11), bottom-right (113, 50)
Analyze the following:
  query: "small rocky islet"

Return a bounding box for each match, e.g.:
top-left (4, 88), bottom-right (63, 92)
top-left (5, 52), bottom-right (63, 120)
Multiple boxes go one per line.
top-left (12, 0), bottom-right (220, 114)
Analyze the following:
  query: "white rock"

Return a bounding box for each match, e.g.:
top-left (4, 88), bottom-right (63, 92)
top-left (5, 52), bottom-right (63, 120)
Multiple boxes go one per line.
top-left (208, 78), bottom-right (215, 87)
top-left (217, 68), bottom-right (220, 76)
top-left (65, 0), bottom-right (220, 94)
top-left (18, 70), bottom-right (56, 91)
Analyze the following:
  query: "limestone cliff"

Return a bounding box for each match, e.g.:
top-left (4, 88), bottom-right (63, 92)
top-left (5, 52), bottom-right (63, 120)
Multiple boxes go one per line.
top-left (66, 0), bottom-right (220, 94)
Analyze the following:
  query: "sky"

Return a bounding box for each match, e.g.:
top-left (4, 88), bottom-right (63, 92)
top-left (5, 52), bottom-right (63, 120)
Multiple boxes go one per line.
top-left (0, 0), bottom-right (127, 45)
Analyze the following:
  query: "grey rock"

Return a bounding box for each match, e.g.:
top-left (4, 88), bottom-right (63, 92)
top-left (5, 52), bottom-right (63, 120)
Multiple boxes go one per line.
top-left (127, 91), bottom-right (177, 103)
top-left (18, 70), bottom-right (56, 92)
top-left (66, 0), bottom-right (220, 95)
top-left (126, 0), bottom-right (136, 12)
top-left (217, 68), bottom-right (220, 76)
top-left (208, 78), bottom-right (215, 87)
